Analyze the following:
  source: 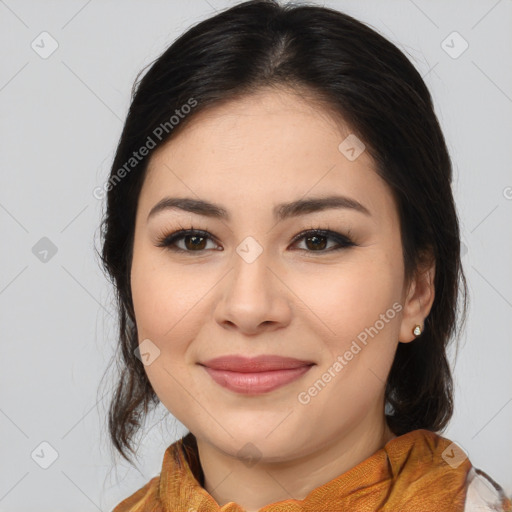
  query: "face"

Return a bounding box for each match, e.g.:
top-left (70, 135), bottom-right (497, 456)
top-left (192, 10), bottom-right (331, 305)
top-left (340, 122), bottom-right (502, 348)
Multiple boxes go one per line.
top-left (130, 88), bottom-right (421, 462)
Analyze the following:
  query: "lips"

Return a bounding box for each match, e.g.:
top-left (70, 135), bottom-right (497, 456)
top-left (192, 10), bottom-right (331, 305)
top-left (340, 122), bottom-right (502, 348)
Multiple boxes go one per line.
top-left (199, 354), bottom-right (314, 372)
top-left (199, 355), bottom-right (315, 394)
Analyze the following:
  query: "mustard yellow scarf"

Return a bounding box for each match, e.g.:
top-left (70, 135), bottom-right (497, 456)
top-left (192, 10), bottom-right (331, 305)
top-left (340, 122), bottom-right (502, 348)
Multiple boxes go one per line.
top-left (113, 429), bottom-right (511, 511)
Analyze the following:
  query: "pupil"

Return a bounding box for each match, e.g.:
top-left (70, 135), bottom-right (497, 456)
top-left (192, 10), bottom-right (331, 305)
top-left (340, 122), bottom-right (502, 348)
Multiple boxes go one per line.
top-left (307, 235), bottom-right (326, 250)
top-left (186, 235), bottom-right (206, 250)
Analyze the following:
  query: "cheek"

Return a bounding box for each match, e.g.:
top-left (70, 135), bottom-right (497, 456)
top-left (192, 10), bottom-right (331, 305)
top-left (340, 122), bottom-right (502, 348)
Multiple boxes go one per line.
top-left (130, 253), bottom-right (206, 417)
top-left (130, 250), bottom-right (222, 397)
top-left (131, 248), bottom-right (206, 341)
top-left (294, 255), bottom-right (403, 400)
top-left (297, 256), bottom-right (401, 337)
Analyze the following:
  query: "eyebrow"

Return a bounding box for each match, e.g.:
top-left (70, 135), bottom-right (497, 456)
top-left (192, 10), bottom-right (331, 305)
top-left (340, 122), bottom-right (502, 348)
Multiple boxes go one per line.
top-left (147, 195), bottom-right (371, 223)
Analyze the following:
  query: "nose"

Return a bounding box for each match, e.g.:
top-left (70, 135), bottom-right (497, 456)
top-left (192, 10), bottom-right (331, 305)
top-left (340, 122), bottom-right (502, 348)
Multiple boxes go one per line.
top-left (213, 249), bottom-right (292, 336)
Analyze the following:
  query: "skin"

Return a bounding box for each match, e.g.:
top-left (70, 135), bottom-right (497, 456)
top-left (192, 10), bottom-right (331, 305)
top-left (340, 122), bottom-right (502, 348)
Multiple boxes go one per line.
top-left (130, 87), bottom-right (435, 511)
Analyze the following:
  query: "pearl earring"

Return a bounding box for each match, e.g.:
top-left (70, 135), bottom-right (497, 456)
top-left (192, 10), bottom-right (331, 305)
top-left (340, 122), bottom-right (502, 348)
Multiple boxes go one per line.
top-left (412, 325), bottom-right (422, 336)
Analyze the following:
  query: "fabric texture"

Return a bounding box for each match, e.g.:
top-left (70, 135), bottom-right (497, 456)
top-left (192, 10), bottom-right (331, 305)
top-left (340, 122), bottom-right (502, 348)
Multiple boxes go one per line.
top-left (112, 429), bottom-right (511, 512)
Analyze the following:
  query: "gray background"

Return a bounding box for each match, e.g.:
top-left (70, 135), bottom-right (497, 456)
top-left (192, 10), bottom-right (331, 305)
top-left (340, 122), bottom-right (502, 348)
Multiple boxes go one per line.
top-left (1, 0), bottom-right (511, 510)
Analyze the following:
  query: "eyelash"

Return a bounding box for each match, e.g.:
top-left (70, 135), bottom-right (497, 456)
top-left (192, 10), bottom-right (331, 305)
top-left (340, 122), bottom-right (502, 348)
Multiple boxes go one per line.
top-left (155, 223), bottom-right (357, 255)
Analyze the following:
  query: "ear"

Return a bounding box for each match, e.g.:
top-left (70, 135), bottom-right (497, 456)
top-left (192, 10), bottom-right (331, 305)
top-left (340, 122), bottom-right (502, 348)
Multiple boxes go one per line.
top-left (398, 251), bottom-right (436, 343)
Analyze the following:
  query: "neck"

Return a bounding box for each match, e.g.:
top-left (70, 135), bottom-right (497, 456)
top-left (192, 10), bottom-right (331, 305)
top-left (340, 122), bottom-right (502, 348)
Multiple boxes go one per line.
top-left (195, 413), bottom-right (396, 512)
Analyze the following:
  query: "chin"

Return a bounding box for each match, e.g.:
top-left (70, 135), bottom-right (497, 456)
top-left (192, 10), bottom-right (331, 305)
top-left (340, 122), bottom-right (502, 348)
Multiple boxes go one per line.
top-left (201, 422), bottom-right (309, 461)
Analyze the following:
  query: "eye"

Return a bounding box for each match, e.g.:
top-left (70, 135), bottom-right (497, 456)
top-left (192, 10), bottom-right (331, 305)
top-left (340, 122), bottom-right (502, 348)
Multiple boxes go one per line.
top-left (290, 229), bottom-right (356, 253)
top-left (155, 226), bottom-right (356, 254)
top-left (156, 228), bottom-right (221, 253)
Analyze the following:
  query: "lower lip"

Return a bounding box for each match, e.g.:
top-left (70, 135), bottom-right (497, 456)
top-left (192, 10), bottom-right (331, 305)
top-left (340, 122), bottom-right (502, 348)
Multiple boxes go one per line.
top-left (202, 365), bottom-right (314, 394)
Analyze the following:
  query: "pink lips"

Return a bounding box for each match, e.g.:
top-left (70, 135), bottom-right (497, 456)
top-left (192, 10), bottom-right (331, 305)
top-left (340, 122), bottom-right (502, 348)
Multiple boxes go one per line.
top-left (199, 355), bottom-right (315, 394)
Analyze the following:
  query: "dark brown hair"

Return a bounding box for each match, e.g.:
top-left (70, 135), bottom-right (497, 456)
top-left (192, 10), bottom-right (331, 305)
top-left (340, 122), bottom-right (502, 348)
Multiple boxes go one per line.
top-left (97, 0), bottom-right (468, 464)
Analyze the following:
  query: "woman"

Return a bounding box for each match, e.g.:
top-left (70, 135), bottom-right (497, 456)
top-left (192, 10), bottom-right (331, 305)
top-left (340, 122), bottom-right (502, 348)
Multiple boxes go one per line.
top-left (98, 1), bottom-right (511, 510)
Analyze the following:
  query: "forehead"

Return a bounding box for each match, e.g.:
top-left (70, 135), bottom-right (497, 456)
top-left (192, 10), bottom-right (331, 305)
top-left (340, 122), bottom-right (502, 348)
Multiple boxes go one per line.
top-left (141, 88), bottom-right (395, 223)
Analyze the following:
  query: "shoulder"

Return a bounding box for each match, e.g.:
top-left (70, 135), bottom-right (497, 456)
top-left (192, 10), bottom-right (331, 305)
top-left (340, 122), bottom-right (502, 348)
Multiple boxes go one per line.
top-left (109, 436), bottom-right (193, 512)
top-left (464, 467), bottom-right (512, 512)
top-left (110, 475), bottom-right (162, 512)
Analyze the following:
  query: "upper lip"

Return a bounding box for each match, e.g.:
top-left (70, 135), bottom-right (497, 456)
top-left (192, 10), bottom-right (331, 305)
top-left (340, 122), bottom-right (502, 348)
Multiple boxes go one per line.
top-left (199, 355), bottom-right (315, 372)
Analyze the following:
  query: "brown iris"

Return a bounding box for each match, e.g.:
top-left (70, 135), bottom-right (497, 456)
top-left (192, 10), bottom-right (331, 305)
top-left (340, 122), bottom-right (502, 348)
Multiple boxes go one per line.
top-left (184, 234), bottom-right (208, 250)
top-left (304, 234), bottom-right (327, 251)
